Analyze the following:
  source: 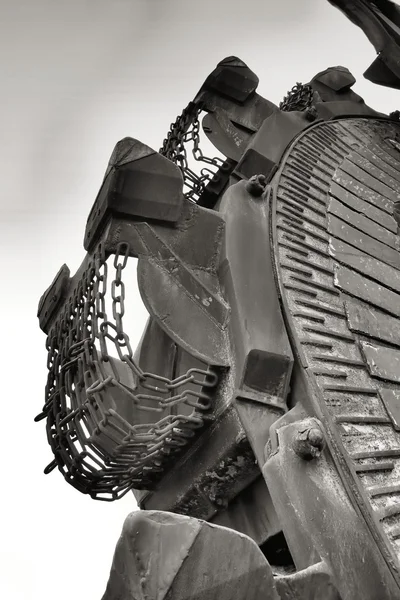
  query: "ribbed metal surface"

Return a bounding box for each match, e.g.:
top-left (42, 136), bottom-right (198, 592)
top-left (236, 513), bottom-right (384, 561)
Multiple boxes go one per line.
top-left (273, 117), bottom-right (400, 572)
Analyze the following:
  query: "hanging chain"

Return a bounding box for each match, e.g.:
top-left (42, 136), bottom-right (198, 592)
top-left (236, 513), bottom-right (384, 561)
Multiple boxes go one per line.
top-left (160, 102), bottom-right (224, 202)
top-left (160, 84), bottom-right (314, 200)
top-left (280, 82), bottom-right (314, 113)
top-left (37, 242), bottom-right (218, 501)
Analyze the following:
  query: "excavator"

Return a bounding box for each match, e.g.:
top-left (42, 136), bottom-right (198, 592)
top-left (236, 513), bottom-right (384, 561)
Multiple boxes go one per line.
top-left (36, 1), bottom-right (400, 598)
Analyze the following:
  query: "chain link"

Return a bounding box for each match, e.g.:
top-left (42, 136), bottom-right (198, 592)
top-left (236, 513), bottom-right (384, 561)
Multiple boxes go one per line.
top-left (160, 102), bottom-right (224, 202)
top-left (161, 87), bottom-right (314, 202)
top-left (280, 82), bottom-right (314, 113)
top-left (37, 243), bottom-right (218, 501)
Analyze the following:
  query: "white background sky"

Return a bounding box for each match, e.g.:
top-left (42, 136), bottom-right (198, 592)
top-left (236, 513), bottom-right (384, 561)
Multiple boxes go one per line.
top-left (2, 0), bottom-right (400, 598)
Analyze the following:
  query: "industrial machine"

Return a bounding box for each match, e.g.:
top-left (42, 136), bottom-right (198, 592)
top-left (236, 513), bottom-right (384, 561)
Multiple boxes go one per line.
top-left (36, 1), bottom-right (400, 598)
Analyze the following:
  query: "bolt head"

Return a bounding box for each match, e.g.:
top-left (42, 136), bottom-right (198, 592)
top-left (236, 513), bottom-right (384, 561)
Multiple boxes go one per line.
top-left (293, 425), bottom-right (325, 460)
top-left (307, 427), bottom-right (324, 448)
top-left (245, 174), bottom-right (267, 197)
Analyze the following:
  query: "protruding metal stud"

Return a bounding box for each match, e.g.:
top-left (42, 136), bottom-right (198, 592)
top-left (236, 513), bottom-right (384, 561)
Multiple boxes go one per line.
top-left (293, 425), bottom-right (325, 460)
top-left (245, 174), bottom-right (267, 197)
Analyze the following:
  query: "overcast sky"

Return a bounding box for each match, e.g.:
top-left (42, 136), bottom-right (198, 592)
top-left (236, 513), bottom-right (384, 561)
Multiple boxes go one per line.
top-left (2, 1), bottom-right (400, 599)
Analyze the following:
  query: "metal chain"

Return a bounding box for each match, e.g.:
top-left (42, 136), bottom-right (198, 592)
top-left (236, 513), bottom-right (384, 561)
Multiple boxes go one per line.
top-left (160, 84), bottom-right (314, 201)
top-left (280, 82), bottom-right (314, 112)
top-left (160, 102), bottom-right (224, 202)
top-left (37, 243), bottom-right (218, 501)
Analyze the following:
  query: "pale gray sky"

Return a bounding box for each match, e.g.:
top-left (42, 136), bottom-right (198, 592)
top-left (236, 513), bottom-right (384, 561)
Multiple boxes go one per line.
top-left (2, 1), bottom-right (400, 598)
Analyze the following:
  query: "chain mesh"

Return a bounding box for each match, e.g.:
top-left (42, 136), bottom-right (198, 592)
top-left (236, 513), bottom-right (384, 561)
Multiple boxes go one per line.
top-left (280, 82), bottom-right (314, 112)
top-left (160, 102), bottom-right (224, 202)
top-left (36, 242), bottom-right (218, 501)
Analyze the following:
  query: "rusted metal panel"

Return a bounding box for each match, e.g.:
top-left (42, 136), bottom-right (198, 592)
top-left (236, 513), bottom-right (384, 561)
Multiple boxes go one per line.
top-left (335, 264), bottom-right (400, 316)
top-left (344, 296), bottom-right (400, 347)
top-left (360, 341), bottom-right (400, 383)
top-left (328, 196), bottom-right (399, 248)
top-left (328, 213), bottom-right (400, 268)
